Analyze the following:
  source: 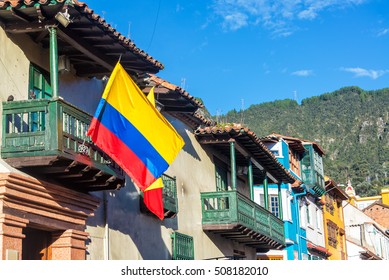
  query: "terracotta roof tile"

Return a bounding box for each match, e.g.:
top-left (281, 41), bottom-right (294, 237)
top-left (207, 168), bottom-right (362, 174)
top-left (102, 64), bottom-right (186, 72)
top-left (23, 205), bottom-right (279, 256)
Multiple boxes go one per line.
top-left (0, 0), bottom-right (164, 71)
top-left (147, 74), bottom-right (204, 108)
top-left (195, 123), bottom-right (298, 184)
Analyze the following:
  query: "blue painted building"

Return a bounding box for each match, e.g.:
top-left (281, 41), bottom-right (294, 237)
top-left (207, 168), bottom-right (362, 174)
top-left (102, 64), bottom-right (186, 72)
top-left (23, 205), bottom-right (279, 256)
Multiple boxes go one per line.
top-left (255, 134), bottom-right (327, 260)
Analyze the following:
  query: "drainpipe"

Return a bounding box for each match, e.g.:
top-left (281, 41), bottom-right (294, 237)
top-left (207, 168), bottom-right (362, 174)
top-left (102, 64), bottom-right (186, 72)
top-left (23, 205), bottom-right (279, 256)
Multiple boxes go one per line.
top-left (293, 186), bottom-right (307, 260)
top-left (248, 158), bottom-right (254, 200)
top-left (48, 26), bottom-right (58, 98)
top-left (229, 139), bottom-right (237, 190)
top-left (278, 183), bottom-right (283, 220)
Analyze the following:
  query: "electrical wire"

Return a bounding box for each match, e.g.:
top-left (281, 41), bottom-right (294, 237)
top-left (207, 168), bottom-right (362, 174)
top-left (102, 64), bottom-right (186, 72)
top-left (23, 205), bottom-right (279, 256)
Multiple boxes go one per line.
top-left (146, 0), bottom-right (162, 52)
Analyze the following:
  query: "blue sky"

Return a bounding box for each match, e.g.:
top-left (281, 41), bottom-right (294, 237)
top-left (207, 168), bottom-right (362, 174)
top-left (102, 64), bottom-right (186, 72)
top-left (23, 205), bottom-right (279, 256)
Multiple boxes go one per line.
top-left (88, 0), bottom-right (389, 115)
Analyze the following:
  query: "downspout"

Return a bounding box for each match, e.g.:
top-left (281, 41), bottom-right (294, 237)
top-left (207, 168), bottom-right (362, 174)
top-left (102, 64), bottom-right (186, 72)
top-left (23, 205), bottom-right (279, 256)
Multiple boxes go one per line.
top-left (278, 183), bottom-right (283, 220)
top-left (293, 186), bottom-right (307, 260)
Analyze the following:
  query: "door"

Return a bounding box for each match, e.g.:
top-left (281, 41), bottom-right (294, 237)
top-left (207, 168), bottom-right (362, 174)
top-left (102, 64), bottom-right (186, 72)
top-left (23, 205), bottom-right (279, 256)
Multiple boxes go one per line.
top-left (22, 227), bottom-right (52, 260)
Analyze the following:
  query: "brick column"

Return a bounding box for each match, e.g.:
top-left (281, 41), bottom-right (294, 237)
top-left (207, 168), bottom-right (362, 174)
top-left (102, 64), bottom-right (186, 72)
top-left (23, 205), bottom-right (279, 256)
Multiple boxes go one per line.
top-left (0, 214), bottom-right (28, 260)
top-left (51, 230), bottom-right (89, 260)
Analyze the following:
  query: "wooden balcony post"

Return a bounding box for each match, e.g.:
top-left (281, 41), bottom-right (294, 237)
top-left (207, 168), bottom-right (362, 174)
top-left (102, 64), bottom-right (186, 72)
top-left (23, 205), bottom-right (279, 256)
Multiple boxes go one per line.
top-left (278, 183), bottom-right (283, 220)
top-left (263, 176), bottom-right (269, 210)
top-left (229, 139), bottom-right (237, 190)
top-left (248, 158), bottom-right (254, 200)
top-left (48, 26), bottom-right (58, 98)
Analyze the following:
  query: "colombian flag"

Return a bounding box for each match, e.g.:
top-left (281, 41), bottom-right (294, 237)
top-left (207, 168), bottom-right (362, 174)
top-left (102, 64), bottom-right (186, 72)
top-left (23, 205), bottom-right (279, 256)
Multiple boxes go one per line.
top-left (87, 62), bottom-right (184, 194)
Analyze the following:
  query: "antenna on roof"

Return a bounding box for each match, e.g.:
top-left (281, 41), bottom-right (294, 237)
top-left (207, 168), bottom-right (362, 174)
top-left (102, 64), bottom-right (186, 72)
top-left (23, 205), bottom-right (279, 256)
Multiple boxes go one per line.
top-left (181, 78), bottom-right (186, 90)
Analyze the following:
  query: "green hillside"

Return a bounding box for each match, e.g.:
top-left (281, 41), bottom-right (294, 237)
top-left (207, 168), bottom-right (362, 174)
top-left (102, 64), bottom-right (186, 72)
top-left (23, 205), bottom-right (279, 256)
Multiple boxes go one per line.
top-left (220, 86), bottom-right (389, 196)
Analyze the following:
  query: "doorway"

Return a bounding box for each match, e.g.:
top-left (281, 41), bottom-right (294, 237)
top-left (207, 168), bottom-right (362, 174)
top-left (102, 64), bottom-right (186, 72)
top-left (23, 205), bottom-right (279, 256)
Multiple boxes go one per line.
top-left (22, 227), bottom-right (52, 260)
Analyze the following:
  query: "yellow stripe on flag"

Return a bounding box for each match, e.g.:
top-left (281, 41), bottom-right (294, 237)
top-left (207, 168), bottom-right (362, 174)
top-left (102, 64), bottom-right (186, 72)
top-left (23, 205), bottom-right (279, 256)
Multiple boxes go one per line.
top-left (102, 63), bottom-right (184, 164)
top-left (145, 177), bottom-right (164, 191)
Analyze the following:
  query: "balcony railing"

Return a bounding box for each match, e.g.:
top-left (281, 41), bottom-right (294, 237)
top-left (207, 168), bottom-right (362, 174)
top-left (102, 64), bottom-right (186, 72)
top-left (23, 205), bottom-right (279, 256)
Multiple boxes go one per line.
top-left (201, 190), bottom-right (285, 249)
top-left (1, 98), bottom-right (124, 191)
top-left (162, 174), bottom-right (178, 217)
top-left (140, 173), bottom-right (178, 219)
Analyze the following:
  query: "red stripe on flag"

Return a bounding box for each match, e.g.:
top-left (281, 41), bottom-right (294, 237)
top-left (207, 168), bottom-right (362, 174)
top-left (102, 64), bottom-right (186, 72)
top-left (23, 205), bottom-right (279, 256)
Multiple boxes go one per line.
top-left (144, 187), bottom-right (164, 220)
top-left (89, 118), bottom-right (156, 190)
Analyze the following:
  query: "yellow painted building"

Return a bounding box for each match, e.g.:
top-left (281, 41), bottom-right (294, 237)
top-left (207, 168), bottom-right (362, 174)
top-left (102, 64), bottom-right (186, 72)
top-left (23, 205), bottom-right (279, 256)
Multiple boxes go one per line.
top-left (322, 177), bottom-right (349, 260)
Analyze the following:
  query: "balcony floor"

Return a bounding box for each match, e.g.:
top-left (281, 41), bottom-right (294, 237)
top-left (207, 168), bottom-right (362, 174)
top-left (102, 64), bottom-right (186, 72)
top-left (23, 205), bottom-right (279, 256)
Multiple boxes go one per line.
top-left (4, 153), bottom-right (124, 192)
top-left (203, 223), bottom-right (285, 250)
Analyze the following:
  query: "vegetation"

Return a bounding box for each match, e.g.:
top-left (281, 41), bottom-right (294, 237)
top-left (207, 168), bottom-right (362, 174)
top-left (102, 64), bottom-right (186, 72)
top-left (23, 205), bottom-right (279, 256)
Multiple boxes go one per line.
top-left (219, 86), bottom-right (389, 196)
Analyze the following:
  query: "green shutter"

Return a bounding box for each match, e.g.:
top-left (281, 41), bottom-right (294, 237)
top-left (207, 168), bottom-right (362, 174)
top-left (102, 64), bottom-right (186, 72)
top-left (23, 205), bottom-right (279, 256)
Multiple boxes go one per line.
top-left (215, 162), bottom-right (228, 191)
top-left (171, 232), bottom-right (194, 260)
top-left (29, 64), bottom-right (52, 100)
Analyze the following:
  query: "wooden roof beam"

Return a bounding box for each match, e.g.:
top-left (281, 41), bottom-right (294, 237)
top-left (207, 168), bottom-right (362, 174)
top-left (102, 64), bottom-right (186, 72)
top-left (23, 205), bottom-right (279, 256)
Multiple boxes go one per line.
top-left (233, 141), bottom-right (279, 184)
top-left (5, 20), bottom-right (55, 33)
top-left (11, 7), bottom-right (31, 22)
top-left (56, 27), bottom-right (114, 71)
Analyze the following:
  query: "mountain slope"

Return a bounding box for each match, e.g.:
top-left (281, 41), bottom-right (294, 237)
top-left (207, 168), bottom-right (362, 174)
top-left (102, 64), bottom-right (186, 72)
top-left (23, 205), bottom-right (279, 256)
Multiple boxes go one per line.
top-left (222, 86), bottom-right (389, 196)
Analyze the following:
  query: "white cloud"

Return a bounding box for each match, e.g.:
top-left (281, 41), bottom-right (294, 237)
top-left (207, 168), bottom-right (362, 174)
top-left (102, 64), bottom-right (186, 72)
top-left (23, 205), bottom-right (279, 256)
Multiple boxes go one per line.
top-left (341, 67), bottom-right (389, 79)
top-left (291, 69), bottom-right (314, 77)
top-left (222, 12), bottom-right (248, 31)
top-left (211, 0), bottom-right (368, 35)
top-left (376, 28), bottom-right (389, 37)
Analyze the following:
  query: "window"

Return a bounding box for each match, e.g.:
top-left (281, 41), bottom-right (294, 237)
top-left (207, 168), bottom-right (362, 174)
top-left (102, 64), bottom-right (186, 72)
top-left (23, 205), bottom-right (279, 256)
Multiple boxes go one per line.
top-left (270, 195), bottom-right (279, 218)
top-left (306, 204), bottom-right (311, 225)
top-left (171, 232), bottom-right (194, 260)
top-left (326, 220), bottom-right (339, 248)
top-left (289, 149), bottom-right (301, 176)
top-left (316, 209), bottom-right (322, 231)
top-left (29, 64), bottom-right (52, 99)
top-left (29, 64), bottom-right (52, 132)
top-left (215, 159), bottom-right (228, 192)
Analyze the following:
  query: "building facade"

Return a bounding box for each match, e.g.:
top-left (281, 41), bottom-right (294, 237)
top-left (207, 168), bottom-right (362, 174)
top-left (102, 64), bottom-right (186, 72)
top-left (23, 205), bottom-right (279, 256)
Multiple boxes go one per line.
top-left (0, 0), bottom-right (298, 260)
top-left (322, 177), bottom-right (348, 260)
top-left (343, 200), bottom-right (389, 260)
top-left (257, 134), bottom-right (329, 260)
top-left (0, 0), bottom-right (162, 260)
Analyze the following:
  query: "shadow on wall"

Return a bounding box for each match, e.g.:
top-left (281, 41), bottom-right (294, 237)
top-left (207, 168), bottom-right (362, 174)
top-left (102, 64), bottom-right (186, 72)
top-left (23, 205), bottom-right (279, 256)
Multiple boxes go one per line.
top-left (164, 116), bottom-right (201, 162)
top-left (86, 178), bottom-right (176, 260)
top-left (203, 231), bottom-right (255, 260)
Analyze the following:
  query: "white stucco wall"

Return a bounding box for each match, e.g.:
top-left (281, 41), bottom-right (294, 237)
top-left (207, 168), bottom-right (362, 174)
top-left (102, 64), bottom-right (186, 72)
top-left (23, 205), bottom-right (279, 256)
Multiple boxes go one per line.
top-left (343, 202), bottom-right (389, 259)
top-left (303, 196), bottom-right (325, 248)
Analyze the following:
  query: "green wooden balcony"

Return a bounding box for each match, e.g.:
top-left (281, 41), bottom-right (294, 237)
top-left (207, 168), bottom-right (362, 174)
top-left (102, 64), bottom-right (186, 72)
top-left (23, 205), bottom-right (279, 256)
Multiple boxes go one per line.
top-left (301, 144), bottom-right (326, 196)
top-left (140, 174), bottom-right (178, 219)
top-left (1, 98), bottom-right (124, 191)
top-left (201, 190), bottom-right (285, 250)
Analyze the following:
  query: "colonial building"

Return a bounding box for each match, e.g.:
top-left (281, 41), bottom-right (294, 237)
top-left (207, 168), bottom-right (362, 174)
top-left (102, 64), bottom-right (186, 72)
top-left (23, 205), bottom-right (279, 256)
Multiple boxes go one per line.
top-left (343, 197), bottom-right (389, 260)
top-left (85, 83), bottom-right (299, 259)
top-left (322, 176), bottom-right (348, 260)
top-left (257, 134), bottom-right (305, 260)
top-left (0, 0), bottom-right (299, 260)
top-left (257, 134), bottom-right (329, 260)
top-left (0, 0), bottom-right (162, 260)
